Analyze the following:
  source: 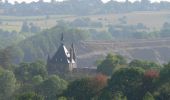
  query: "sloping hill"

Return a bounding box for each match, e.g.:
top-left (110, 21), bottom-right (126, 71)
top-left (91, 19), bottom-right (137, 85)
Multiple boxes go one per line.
top-left (8, 25), bottom-right (170, 68)
top-left (77, 38), bottom-right (170, 67)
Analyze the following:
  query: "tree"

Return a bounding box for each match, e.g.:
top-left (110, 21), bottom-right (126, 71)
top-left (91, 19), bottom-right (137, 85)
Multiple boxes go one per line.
top-left (21, 21), bottom-right (30, 32)
top-left (97, 54), bottom-right (127, 76)
top-left (32, 75), bottom-right (43, 85)
top-left (64, 75), bottom-right (107, 100)
top-left (0, 47), bottom-right (12, 69)
top-left (0, 70), bottom-right (17, 100)
top-left (99, 89), bottom-right (127, 100)
top-left (154, 62), bottom-right (170, 100)
top-left (143, 92), bottom-right (155, 100)
top-left (99, 89), bottom-right (113, 100)
top-left (64, 78), bottom-right (92, 100)
top-left (142, 70), bottom-right (159, 93)
top-left (14, 24), bottom-right (90, 63)
top-left (91, 74), bottom-right (108, 99)
top-left (154, 83), bottom-right (170, 100)
top-left (160, 22), bottom-right (170, 37)
top-left (159, 62), bottom-right (170, 83)
top-left (36, 75), bottom-right (68, 100)
top-left (58, 97), bottom-right (67, 100)
top-left (108, 67), bottom-right (145, 100)
top-left (113, 92), bottom-right (127, 100)
top-left (15, 62), bottom-right (30, 83)
top-left (29, 61), bottom-right (47, 79)
top-left (15, 61), bottom-right (47, 83)
top-left (16, 92), bottom-right (44, 100)
top-left (93, 74), bottom-right (108, 89)
top-left (129, 60), bottom-right (161, 70)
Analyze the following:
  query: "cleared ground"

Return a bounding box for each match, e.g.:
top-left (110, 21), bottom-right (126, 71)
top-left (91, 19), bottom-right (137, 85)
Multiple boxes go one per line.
top-left (77, 37), bottom-right (170, 68)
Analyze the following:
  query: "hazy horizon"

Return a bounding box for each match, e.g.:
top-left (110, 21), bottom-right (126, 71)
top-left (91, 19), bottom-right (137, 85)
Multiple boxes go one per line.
top-left (3, 0), bottom-right (170, 4)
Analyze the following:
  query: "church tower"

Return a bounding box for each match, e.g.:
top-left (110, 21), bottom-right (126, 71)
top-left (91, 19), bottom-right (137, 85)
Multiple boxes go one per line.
top-left (47, 33), bottom-right (77, 74)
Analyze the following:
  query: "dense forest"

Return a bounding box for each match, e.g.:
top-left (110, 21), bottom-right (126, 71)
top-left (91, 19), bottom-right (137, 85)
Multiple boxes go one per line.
top-left (1, 22), bottom-right (170, 99)
top-left (0, 0), bottom-right (170, 100)
top-left (0, 0), bottom-right (170, 16)
top-left (0, 52), bottom-right (170, 100)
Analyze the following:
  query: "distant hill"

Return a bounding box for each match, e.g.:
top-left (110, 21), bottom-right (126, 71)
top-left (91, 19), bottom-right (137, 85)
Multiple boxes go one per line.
top-left (8, 28), bottom-right (170, 67)
top-left (4, 21), bottom-right (170, 67)
top-left (8, 25), bottom-right (90, 64)
top-left (78, 39), bottom-right (170, 68)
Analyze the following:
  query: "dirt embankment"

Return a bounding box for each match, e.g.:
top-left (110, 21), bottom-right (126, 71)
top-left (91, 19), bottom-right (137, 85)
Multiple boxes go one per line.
top-left (77, 38), bottom-right (170, 68)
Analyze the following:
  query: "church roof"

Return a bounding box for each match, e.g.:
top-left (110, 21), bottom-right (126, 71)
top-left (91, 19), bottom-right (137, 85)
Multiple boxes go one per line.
top-left (51, 44), bottom-right (76, 64)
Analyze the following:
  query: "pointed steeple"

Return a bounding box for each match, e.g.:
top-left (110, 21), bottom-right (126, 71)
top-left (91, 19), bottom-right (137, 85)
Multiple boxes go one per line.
top-left (71, 43), bottom-right (76, 61)
top-left (71, 43), bottom-right (74, 48)
top-left (61, 33), bottom-right (64, 41)
top-left (60, 33), bottom-right (64, 44)
top-left (69, 48), bottom-right (73, 62)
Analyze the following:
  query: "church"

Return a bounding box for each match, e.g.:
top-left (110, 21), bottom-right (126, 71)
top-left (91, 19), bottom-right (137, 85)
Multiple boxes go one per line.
top-left (47, 34), bottom-right (77, 74)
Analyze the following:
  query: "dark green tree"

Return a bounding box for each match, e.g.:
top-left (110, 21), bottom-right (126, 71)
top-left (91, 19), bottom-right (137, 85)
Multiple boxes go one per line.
top-left (108, 67), bottom-right (145, 100)
top-left (154, 83), bottom-right (170, 100)
top-left (64, 75), bottom-right (107, 100)
top-left (0, 70), bottom-right (17, 100)
top-left (99, 89), bottom-right (113, 100)
top-left (0, 47), bottom-right (12, 69)
top-left (97, 54), bottom-right (127, 76)
top-left (129, 59), bottom-right (161, 70)
top-left (159, 62), bottom-right (170, 83)
top-left (112, 92), bottom-right (127, 100)
top-left (143, 92), bottom-right (155, 100)
top-left (36, 75), bottom-right (67, 100)
top-left (15, 60), bottom-right (47, 83)
top-left (142, 70), bottom-right (159, 93)
top-left (16, 92), bottom-right (44, 100)
top-left (65, 78), bottom-right (94, 100)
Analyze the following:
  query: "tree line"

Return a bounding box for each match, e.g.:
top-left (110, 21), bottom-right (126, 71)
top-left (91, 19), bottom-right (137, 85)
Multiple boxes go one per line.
top-left (61, 54), bottom-right (170, 100)
top-left (0, 0), bottom-right (170, 16)
top-left (0, 52), bottom-right (170, 100)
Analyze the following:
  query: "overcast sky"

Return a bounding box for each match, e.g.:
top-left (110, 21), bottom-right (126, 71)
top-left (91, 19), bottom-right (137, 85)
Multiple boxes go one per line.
top-left (2, 0), bottom-right (170, 4)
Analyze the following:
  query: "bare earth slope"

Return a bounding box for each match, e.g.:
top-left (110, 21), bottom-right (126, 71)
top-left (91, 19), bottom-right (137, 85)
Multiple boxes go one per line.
top-left (77, 38), bottom-right (170, 68)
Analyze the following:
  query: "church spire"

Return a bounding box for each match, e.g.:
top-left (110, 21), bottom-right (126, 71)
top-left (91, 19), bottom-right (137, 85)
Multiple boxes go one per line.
top-left (60, 33), bottom-right (64, 44)
top-left (71, 43), bottom-right (76, 61)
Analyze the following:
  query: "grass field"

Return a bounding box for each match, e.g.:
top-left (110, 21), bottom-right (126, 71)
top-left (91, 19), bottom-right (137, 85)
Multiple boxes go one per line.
top-left (0, 11), bottom-right (170, 32)
top-left (89, 11), bottom-right (170, 29)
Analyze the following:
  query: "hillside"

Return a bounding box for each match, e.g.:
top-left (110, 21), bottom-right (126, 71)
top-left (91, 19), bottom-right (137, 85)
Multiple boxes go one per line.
top-left (9, 34), bottom-right (170, 68)
top-left (3, 20), bottom-right (169, 68)
top-left (77, 38), bottom-right (170, 68)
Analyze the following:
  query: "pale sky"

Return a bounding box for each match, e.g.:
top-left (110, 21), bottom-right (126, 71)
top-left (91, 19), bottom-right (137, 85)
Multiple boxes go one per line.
top-left (2, 0), bottom-right (170, 4)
